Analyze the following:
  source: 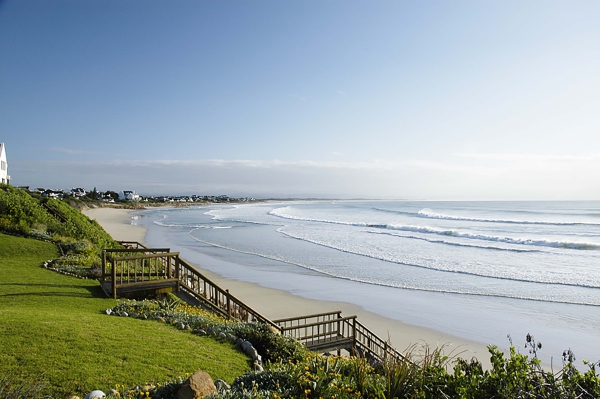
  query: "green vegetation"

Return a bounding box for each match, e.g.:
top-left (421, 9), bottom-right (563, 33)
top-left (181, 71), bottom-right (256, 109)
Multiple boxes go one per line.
top-left (0, 184), bottom-right (121, 274)
top-left (0, 233), bottom-right (250, 398)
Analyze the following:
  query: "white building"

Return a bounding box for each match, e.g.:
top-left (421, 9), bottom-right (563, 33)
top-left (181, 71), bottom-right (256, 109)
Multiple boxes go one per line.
top-left (0, 143), bottom-right (9, 185)
top-left (121, 190), bottom-right (140, 201)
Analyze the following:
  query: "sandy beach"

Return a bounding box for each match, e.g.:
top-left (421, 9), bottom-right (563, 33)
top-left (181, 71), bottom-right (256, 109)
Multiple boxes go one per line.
top-left (84, 206), bottom-right (494, 365)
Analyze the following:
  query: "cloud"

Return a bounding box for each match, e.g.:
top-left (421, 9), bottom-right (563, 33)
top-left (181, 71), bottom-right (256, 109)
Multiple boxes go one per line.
top-left (454, 152), bottom-right (600, 163)
top-left (50, 147), bottom-right (105, 155)
top-left (8, 156), bottom-right (600, 200)
top-left (337, 90), bottom-right (347, 96)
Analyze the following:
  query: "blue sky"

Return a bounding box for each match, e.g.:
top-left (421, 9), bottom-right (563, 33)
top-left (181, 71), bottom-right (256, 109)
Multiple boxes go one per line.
top-left (1, 0), bottom-right (599, 199)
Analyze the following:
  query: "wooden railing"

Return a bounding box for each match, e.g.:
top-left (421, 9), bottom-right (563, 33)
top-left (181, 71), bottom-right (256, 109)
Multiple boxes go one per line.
top-left (102, 243), bottom-right (280, 331)
top-left (174, 256), bottom-right (279, 330)
top-left (275, 311), bottom-right (405, 363)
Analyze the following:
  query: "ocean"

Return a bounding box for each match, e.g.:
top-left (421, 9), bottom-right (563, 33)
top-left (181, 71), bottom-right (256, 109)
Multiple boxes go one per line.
top-left (135, 200), bottom-right (600, 367)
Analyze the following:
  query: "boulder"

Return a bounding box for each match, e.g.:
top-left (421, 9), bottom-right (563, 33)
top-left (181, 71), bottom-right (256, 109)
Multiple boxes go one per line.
top-left (248, 347), bottom-right (259, 361)
top-left (177, 371), bottom-right (217, 399)
top-left (218, 332), bottom-right (226, 339)
top-left (240, 341), bottom-right (253, 353)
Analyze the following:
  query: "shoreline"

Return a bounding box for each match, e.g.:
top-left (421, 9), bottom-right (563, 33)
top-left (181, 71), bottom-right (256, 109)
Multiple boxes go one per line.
top-left (84, 207), bottom-right (494, 365)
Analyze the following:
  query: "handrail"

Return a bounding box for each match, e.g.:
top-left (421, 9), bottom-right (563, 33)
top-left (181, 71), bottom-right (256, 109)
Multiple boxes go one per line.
top-left (112, 252), bottom-right (180, 262)
top-left (118, 241), bottom-right (148, 249)
top-left (278, 315), bottom-right (357, 332)
top-left (104, 248), bottom-right (170, 253)
top-left (274, 310), bottom-right (343, 324)
top-left (175, 256), bottom-right (280, 331)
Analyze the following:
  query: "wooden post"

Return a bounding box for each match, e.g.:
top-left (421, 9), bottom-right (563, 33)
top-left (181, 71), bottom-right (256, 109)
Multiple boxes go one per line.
top-left (112, 259), bottom-right (117, 299)
top-left (226, 289), bottom-right (231, 318)
top-left (101, 250), bottom-right (106, 281)
top-left (174, 256), bottom-right (180, 292)
top-left (352, 317), bottom-right (357, 354)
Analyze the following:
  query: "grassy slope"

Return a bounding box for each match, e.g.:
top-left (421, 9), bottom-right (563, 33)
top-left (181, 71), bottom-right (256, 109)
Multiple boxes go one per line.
top-left (0, 233), bottom-right (250, 398)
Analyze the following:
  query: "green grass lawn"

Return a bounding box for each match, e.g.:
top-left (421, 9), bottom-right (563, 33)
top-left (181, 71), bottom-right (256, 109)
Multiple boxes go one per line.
top-left (0, 233), bottom-right (250, 398)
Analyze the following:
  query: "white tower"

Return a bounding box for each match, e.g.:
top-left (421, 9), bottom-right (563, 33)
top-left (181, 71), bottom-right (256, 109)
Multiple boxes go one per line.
top-left (0, 143), bottom-right (9, 185)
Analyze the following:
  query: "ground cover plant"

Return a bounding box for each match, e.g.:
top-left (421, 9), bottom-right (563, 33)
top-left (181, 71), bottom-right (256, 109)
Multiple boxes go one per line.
top-left (0, 184), bottom-right (121, 274)
top-left (0, 233), bottom-right (250, 398)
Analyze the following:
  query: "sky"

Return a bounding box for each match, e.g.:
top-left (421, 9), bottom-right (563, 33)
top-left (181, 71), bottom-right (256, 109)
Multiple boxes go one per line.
top-left (1, 0), bottom-right (599, 200)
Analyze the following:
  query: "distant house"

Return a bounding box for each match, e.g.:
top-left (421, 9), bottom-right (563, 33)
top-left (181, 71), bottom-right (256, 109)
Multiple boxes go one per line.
top-left (71, 187), bottom-right (86, 198)
top-left (43, 189), bottom-right (64, 199)
top-left (121, 190), bottom-right (140, 201)
top-left (0, 143), bottom-right (10, 185)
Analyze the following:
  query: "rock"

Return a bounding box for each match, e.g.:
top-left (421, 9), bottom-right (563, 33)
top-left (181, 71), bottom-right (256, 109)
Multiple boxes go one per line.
top-left (105, 308), bottom-right (112, 315)
top-left (107, 389), bottom-right (119, 395)
top-left (214, 379), bottom-right (231, 391)
top-left (178, 322), bottom-right (186, 330)
top-left (84, 390), bottom-right (106, 399)
top-left (194, 329), bottom-right (207, 336)
top-left (218, 332), bottom-right (226, 339)
top-left (248, 347), bottom-right (259, 361)
top-left (177, 370), bottom-right (217, 399)
top-left (129, 312), bottom-right (137, 318)
top-left (254, 363), bottom-right (264, 372)
top-left (121, 312), bottom-right (128, 317)
top-left (240, 341), bottom-right (253, 353)
top-left (226, 333), bottom-right (236, 342)
top-left (235, 338), bottom-right (244, 346)
top-left (157, 317), bottom-right (166, 323)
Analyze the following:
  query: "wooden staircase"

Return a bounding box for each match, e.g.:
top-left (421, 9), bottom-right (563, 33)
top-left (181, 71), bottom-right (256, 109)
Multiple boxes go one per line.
top-left (101, 242), bottom-right (404, 363)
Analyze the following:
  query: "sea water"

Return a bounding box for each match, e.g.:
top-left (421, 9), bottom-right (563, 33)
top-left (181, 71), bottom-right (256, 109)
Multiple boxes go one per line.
top-left (135, 200), bottom-right (600, 367)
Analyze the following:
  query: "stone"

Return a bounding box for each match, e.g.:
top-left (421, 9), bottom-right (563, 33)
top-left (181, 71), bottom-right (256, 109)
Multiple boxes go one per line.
top-left (121, 312), bottom-right (128, 317)
top-left (214, 379), bottom-right (230, 391)
top-left (84, 390), bottom-right (105, 399)
top-left (157, 317), bottom-right (166, 323)
top-left (178, 322), bottom-right (186, 330)
top-left (226, 333), bottom-right (236, 342)
top-left (177, 370), bottom-right (217, 399)
top-left (248, 347), bottom-right (259, 361)
top-left (254, 363), bottom-right (264, 372)
top-left (240, 340), bottom-right (253, 353)
top-left (105, 308), bottom-right (112, 315)
top-left (218, 332), bottom-right (226, 339)
top-left (235, 338), bottom-right (244, 346)
top-left (194, 329), bottom-right (207, 336)
top-left (107, 389), bottom-right (119, 396)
